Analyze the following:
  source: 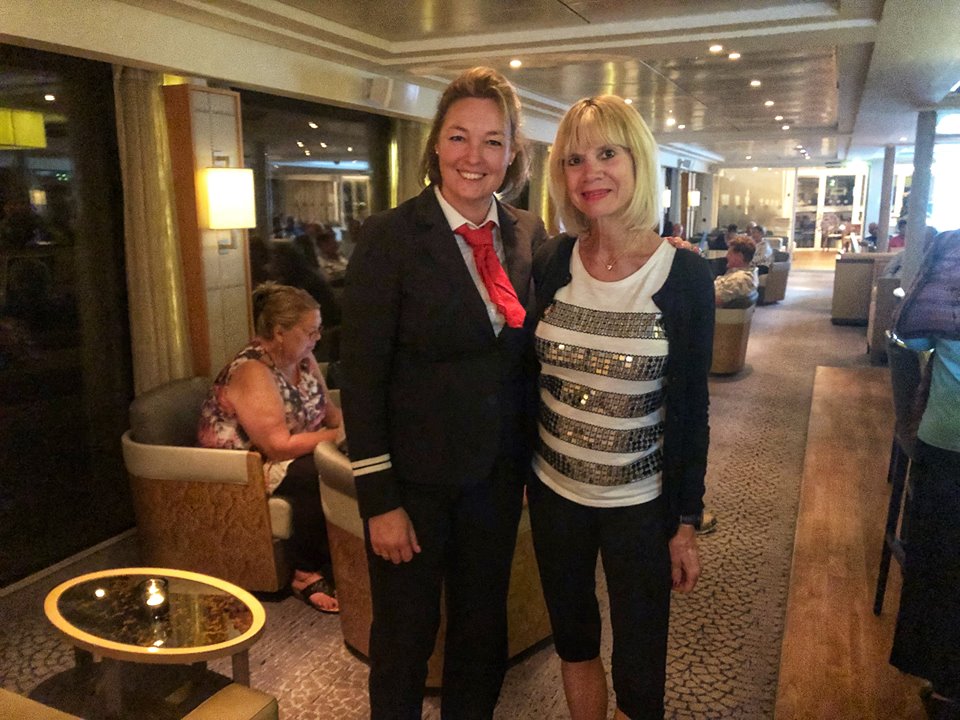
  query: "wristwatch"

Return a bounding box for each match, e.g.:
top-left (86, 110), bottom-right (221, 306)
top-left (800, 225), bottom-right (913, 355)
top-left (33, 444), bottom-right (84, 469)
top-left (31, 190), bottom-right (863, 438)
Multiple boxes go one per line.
top-left (679, 513), bottom-right (703, 530)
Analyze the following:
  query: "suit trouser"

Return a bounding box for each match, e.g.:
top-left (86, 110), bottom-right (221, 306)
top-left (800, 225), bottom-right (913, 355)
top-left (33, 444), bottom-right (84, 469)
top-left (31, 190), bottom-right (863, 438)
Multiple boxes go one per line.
top-left (365, 457), bottom-right (525, 720)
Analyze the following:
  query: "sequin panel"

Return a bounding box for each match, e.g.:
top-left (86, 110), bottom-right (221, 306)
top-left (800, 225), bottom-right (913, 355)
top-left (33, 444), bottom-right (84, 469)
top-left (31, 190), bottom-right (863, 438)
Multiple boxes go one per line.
top-left (540, 375), bottom-right (664, 418)
top-left (537, 440), bottom-right (663, 486)
top-left (543, 301), bottom-right (667, 339)
top-left (536, 337), bottom-right (668, 381)
top-left (540, 404), bottom-right (663, 454)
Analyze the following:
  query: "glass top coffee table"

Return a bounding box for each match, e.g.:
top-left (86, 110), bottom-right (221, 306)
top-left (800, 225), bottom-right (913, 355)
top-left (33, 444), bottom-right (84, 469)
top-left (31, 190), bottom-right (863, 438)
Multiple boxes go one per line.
top-left (45, 567), bottom-right (266, 716)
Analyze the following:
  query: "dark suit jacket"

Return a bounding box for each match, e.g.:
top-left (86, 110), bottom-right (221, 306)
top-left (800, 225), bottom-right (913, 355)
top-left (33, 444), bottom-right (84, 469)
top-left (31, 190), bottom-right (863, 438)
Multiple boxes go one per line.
top-left (340, 186), bottom-right (547, 519)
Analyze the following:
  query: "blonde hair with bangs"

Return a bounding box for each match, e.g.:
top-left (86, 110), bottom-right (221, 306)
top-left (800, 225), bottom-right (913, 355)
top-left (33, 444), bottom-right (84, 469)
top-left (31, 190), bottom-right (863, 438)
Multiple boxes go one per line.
top-left (549, 96), bottom-right (660, 236)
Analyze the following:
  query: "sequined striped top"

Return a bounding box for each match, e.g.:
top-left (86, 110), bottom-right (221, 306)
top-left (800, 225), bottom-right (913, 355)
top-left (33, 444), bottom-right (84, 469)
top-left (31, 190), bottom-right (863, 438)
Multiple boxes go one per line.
top-left (532, 239), bottom-right (675, 507)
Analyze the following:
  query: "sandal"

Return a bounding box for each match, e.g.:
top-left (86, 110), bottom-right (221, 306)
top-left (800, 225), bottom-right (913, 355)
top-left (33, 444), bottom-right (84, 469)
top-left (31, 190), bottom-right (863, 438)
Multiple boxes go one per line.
top-left (292, 576), bottom-right (339, 614)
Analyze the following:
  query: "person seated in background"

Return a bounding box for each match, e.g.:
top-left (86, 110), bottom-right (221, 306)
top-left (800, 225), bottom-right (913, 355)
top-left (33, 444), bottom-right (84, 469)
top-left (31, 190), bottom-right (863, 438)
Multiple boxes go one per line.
top-left (890, 218), bottom-right (908, 249)
top-left (748, 224), bottom-right (774, 272)
top-left (315, 226), bottom-right (349, 285)
top-left (710, 223), bottom-right (737, 251)
top-left (198, 283), bottom-right (343, 613)
top-left (714, 236), bottom-right (758, 306)
top-left (864, 222), bottom-right (880, 251)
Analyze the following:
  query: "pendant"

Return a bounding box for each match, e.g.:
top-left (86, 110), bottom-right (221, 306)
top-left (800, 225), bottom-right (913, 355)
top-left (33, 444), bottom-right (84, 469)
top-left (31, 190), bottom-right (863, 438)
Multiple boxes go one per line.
top-left (605, 263), bottom-right (614, 271)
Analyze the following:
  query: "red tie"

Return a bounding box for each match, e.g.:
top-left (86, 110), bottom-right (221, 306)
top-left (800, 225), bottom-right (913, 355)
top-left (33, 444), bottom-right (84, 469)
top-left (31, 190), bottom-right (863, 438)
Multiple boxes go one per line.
top-left (457, 222), bottom-right (526, 329)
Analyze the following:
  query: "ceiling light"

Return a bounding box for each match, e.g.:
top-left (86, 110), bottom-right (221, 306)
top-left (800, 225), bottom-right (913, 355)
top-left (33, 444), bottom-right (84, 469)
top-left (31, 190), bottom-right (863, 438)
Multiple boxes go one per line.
top-left (709, 44), bottom-right (724, 53)
top-left (745, 155), bottom-right (752, 160)
top-left (678, 124), bottom-right (686, 129)
top-left (347, 146), bottom-right (354, 152)
top-left (43, 94), bottom-right (55, 102)
top-left (304, 149), bottom-right (311, 156)
top-left (666, 117), bottom-right (676, 127)
top-left (752, 167), bottom-right (759, 172)
top-left (795, 144), bottom-right (804, 149)
top-left (624, 98), bottom-right (633, 104)
top-left (750, 79), bottom-right (761, 88)
top-left (764, 100), bottom-right (775, 107)
top-left (728, 52), bottom-right (741, 60)
top-left (509, 59), bottom-right (522, 69)
top-left (320, 142), bottom-right (328, 148)
top-left (774, 115), bottom-right (784, 121)
top-left (308, 121), bottom-right (318, 129)
top-left (296, 141), bottom-right (304, 147)
top-left (781, 124), bottom-right (791, 130)
top-left (899, 136), bottom-right (908, 142)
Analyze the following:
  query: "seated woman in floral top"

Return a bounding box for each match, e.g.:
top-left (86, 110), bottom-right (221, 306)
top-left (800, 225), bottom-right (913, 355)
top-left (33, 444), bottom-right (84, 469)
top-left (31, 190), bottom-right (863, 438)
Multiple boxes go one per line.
top-left (198, 282), bottom-right (343, 613)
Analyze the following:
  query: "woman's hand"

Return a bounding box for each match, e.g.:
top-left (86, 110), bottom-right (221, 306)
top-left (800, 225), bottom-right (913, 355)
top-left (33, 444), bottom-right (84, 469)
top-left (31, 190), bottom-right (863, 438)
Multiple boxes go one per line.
top-left (368, 507), bottom-right (421, 564)
top-left (669, 524), bottom-right (701, 592)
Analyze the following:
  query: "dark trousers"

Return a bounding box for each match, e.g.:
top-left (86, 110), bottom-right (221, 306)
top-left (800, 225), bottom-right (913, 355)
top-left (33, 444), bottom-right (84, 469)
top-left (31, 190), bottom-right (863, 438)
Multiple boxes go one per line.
top-left (527, 477), bottom-right (671, 720)
top-left (272, 454), bottom-right (331, 576)
top-left (891, 440), bottom-right (960, 697)
top-left (365, 458), bottom-right (525, 720)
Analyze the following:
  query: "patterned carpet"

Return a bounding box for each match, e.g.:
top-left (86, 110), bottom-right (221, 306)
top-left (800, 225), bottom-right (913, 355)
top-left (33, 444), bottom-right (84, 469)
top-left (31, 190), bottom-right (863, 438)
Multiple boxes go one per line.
top-left (0, 268), bottom-right (874, 719)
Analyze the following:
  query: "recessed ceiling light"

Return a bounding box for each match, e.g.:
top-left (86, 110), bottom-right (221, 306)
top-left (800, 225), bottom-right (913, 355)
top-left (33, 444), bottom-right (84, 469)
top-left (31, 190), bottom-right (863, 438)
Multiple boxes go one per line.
top-left (308, 121), bottom-right (318, 129)
top-left (764, 100), bottom-right (775, 107)
top-left (304, 149), bottom-right (311, 156)
top-left (774, 115), bottom-right (784, 121)
top-left (320, 142), bottom-right (328, 148)
top-left (899, 136), bottom-right (908, 142)
top-left (43, 94), bottom-right (55, 102)
top-left (509, 59), bottom-right (522, 69)
top-left (745, 155), bottom-right (752, 160)
top-left (666, 117), bottom-right (676, 127)
top-left (750, 79), bottom-right (762, 88)
top-left (624, 98), bottom-right (633, 105)
top-left (728, 52), bottom-right (741, 60)
top-left (347, 146), bottom-right (354, 152)
top-left (709, 44), bottom-right (724, 53)
top-left (795, 144), bottom-right (804, 149)
top-left (678, 124), bottom-right (686, 129)
top-left (296, 141), bottom-right (304, 147)
top-left (781, 124), bottom-right (791, 130)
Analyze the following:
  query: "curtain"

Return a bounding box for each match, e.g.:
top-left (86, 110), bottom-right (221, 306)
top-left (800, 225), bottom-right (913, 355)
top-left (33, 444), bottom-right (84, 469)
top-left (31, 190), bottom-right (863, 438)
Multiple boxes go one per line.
top-left (113, 66), bottom-right (192, 393)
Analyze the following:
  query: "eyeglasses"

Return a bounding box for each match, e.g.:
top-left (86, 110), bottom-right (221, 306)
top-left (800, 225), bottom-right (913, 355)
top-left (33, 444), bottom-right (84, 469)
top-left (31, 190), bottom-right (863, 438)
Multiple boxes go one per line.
top-left (295, 323), bottom-right (323, 341)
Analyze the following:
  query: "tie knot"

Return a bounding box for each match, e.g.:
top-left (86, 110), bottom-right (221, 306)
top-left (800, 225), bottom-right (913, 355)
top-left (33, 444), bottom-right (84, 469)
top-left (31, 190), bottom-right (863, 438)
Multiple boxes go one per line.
top-left (458, 222), bottom-right (495, 249)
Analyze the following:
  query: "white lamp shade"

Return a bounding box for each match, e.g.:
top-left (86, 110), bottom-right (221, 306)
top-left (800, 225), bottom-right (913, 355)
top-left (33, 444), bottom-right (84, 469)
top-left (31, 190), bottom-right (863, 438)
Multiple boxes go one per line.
top-left (687, 190), bottom-right (701, 207)
top-left (198, 168), bottom-right (256, 229)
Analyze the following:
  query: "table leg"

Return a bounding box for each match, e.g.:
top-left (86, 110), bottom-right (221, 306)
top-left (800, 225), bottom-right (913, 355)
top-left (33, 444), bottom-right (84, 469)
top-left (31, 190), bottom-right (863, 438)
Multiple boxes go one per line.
top-left (74, 647), bottom-right (94, 666)
top-left (232, 650), bottom-right (250, 686)
top-left (97, 658), bottom-right (123, 719)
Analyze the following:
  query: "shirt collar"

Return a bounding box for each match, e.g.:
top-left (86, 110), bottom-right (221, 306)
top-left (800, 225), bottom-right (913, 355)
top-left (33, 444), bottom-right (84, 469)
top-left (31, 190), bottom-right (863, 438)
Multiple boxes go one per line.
top-left (434, 186), bottom-right (500, 232)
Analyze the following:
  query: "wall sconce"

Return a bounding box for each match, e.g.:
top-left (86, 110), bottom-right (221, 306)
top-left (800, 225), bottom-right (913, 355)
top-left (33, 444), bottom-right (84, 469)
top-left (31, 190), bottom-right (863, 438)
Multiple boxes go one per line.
top-left (661, 189), bottom-right (672, 210)
top-left (687, 190), bottom-right (701, 207)
top-left (198, 168), bottom-right (256, 230)
top-left (0, 109), bottom-right (47, 149)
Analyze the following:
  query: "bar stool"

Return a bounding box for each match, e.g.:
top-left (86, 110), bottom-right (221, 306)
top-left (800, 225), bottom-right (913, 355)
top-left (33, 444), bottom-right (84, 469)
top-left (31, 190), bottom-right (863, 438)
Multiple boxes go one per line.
top-left (873, 332), bottom-right (928, 615)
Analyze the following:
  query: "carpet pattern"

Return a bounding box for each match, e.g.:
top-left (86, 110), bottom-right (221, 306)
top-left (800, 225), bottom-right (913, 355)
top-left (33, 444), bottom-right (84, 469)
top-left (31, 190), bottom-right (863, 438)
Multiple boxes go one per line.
top-left (0, 268), bottom-right (874, 718)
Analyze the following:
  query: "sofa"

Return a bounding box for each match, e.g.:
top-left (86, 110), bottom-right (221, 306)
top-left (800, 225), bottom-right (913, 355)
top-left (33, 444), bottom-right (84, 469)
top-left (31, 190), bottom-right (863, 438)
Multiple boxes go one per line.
top-left (121, 377), bottom-right (292, 592)
top-left (313, 411), bottom-right (552, 688)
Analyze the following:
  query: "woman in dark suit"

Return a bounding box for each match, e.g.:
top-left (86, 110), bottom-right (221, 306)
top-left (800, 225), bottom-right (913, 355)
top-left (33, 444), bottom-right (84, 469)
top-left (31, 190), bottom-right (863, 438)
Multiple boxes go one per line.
top-left (340, 67), bottom-right (547, 719)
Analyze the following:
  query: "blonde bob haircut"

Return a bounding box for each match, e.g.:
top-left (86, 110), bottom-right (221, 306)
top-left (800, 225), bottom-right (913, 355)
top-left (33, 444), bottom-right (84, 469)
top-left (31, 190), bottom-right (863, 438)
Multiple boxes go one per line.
top-left (549, 95), bottom-right (661, 236)
top-left (252, 281), bottom-right (319, 339)
top-left (419, 66), bottom-right (530, 201)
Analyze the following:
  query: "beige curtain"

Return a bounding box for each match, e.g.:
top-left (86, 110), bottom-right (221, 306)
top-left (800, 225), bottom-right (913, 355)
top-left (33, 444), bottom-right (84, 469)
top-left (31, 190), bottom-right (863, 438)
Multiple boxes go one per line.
top-left (113, 66), bottom-right (192, 393)
top-left (527, 142), bottom-right (558, 235)
top-left (392, 118), bottom-right (431, 206)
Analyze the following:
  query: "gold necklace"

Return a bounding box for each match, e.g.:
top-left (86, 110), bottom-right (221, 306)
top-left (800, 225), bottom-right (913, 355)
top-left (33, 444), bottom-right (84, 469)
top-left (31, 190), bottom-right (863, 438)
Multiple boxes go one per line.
top-left (587, 234), bottom-right (637, 271)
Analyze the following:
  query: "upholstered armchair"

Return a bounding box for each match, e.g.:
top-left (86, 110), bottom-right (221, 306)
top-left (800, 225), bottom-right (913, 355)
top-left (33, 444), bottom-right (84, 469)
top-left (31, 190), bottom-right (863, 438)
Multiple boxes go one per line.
top-left (711, 291), bottom-right (758, 375)
top-left (314, 430), bottom-right (552, 688)
top-left (758, 251), bottom-right (791, 305)
top-left (121, 377), bottom-right (291, 592)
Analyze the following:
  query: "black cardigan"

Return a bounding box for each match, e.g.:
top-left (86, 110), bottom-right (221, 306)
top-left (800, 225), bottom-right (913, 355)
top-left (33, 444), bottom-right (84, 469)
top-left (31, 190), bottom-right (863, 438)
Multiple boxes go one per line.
top-left (529, 234), bottom-right (715, 535)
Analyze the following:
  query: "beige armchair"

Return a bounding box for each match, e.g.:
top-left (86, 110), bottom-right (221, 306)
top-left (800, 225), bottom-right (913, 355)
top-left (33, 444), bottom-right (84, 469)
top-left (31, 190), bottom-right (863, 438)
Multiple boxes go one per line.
top-left (314, 435), bottom-right (552, 688)
top-left (121, 377), bottom-right (291, 592)
top-left (758, 252), bottom-right (791, 305)
top-left (711, 295), bottom-right (757, 375)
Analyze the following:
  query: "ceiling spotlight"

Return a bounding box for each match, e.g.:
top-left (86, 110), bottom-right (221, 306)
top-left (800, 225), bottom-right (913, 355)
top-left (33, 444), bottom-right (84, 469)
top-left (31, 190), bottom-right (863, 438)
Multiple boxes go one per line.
top-left (678, 124), bottom-right (686, 129)
top-left (44, 94), bottom-right (56, 102)
top-left (308, 121), bottom-right (318, 129)
top-left (745, 155), bottom-right (752, 160)
top-left (899, 136), bottom-right (908, 142)
top-left (624, 98), bottom-right (633, 105)
top-left (320, 142), bottom-right (328, 148)
top-left (509, 59), bottom-right (522, 69)
top-left (666, 117), bottom-right (676, 127)
top-left (750, 79), bottom-right (761, 87)
top-left (774, 115), bottom-right (784, 121)
top-left (709, 44), bottom-right (724, 53)
top-left (764, 100), bottom-right (775, 107)
top-left (296, 141), bottom-right (304, 147)
top-left (347, 146), bottom-right (354, 152)
top-left (781, 124), bottom-right (791, 130)
top-left (795, 144), bottom-right (804, 149)
top-left (304, 149), bottom-right (311, 156)
top-left (728, 52), bottom-right (741, 60)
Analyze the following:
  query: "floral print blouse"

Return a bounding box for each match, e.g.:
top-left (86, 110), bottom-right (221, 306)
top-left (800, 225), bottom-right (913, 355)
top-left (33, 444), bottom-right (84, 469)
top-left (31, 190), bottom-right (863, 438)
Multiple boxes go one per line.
top-left (197, 341), bottom-right (327, 491)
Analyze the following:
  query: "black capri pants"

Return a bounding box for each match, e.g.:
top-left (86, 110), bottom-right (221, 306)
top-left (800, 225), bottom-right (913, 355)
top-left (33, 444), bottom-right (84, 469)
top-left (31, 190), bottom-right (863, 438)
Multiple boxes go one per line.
top-left (527, 476), bottom-right (672, 720)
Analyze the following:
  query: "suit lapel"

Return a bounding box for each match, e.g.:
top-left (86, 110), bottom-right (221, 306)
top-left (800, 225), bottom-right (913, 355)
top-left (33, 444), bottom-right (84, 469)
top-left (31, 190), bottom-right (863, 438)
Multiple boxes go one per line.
top-left (497, 201), bottom-right (532, 306)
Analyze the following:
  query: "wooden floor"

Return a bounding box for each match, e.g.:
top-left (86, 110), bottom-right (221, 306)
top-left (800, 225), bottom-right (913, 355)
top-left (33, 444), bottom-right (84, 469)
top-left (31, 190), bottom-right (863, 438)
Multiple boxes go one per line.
top-left (775, 366), bottom-right (926, 719)
top-left (791, 249), bottom-right (838, 271)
